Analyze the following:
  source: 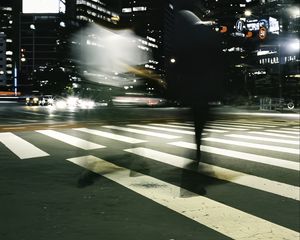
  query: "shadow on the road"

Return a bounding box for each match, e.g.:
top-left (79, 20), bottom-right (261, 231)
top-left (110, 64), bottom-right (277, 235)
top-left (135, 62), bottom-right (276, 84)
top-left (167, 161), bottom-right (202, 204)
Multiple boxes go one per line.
top-left (77, 170), bottom-right (101, 188)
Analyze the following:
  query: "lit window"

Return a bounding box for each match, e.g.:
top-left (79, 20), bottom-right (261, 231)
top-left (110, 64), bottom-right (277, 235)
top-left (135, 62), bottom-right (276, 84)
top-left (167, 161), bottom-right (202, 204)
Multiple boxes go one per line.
top-left (122, 8), bottom-right (132, 13)
top-left (133, 6), bottom-right (147, 12)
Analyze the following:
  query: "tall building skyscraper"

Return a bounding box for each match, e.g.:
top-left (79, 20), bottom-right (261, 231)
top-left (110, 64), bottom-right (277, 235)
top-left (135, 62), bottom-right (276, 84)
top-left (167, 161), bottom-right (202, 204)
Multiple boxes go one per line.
top-left (0, 1), bottom-right (14, 87)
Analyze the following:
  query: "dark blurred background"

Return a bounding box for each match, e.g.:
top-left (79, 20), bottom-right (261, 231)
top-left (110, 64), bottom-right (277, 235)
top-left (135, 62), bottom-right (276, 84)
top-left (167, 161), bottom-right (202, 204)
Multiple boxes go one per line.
top-left (0, 0), bottom-right (299, 107)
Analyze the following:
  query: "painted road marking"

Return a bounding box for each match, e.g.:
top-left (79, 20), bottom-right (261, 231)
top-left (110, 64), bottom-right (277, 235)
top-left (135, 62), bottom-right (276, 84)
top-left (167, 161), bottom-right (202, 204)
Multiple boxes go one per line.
top-left (150, 123), bottom-right (194, 130)
top-left (0, 132), bottom-right (49, 159)
top-left (102, 125), bottom-right (180, 139)
top-left (210, 121), bottom-right (275, 128)
top-left (266, 130), bottom-right (300, 135)
top-left (125, 147), bottom-right (299, 201)
top-left (202, 137), bottom-right (299, 155)
top-left (249, 131), bottom-right (299, 139)
top-left (169, 141), bottom-right (299, 171)
top-left (67, 155), bottom-right (300, 240)
top-left (207, 122), bottom-right (262, 129)
top-left (127, 124), bottom-right (196, 135)
top-left (36, 130), bottom-right (105, 150)
top-left (205, 125), bottom-right (249, 131)
top-left (74, 128), bottom-right (146, 144)
top-left (168, 122), bottom-right (194, 126)
top-left (226, 134), bottom-right (300, 145)
top-left (281, 128), bottom-right (300, 131)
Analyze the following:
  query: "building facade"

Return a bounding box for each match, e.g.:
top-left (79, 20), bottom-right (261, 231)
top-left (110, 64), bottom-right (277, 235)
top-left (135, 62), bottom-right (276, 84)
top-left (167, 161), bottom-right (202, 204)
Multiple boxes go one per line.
top-left (0, 1), bottom-right (14, 87)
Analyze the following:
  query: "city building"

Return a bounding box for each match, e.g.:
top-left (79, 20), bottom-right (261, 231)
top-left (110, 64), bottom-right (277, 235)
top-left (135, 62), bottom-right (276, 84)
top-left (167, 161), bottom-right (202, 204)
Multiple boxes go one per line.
top-left (164, 0), bottom-right (299, 105)
top-left (0, 1), bottom-right (14, 88)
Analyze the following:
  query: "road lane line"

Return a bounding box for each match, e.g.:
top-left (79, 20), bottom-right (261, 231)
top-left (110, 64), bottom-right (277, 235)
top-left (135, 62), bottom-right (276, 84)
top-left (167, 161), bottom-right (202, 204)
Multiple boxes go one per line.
top-left (169, 141), bottom-right (299, 171)
top-left (249, 131), bottom-right (299, 139)
top-left (127, 124), bottom-right (195, 135)
top-left (102, 125), bottom-right (180, 139)
top-left (202, 137), bottom-right (299, 155)
top-left (36, 130), bottom-right (105, 150)
top-left (74, 128), bottom-right (146, 144)
top-left (125, 147), bottom-right (299, 200)
top-left (67, 155), bottom-right (300, 240)
top-left (0, 132), bottom-right (49, 159)
top-left (226, 134), bottom-right (300, 145)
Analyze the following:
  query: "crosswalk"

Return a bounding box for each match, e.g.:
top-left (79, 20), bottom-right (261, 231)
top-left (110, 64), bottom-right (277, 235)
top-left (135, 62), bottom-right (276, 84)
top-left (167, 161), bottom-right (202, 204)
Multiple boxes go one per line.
top-left (0, 119), bottom-right (299, 239)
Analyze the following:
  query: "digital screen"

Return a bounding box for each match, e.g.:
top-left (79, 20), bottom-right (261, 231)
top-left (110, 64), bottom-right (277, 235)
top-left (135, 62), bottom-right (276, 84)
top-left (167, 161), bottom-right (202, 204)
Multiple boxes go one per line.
top-left (22, 0), bottom-right (65, 13)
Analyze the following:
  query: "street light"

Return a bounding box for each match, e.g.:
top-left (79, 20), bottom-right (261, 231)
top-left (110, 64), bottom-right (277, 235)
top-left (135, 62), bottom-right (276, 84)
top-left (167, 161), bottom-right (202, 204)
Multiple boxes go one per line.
top-left (244, 10), bottom-right (252, 17)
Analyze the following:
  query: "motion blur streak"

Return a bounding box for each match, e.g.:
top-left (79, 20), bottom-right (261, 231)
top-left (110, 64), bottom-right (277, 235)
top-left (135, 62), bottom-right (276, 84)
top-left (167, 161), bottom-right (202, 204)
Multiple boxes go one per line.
top-left (71, 23), bottom-right (152, 87)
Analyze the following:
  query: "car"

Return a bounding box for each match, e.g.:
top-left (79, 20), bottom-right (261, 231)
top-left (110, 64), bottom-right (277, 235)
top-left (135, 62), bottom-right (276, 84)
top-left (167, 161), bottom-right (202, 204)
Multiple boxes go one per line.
top-left (39, 95), bottom-right (54, 106)
top-left (25, 96), bottom-right (40, 106)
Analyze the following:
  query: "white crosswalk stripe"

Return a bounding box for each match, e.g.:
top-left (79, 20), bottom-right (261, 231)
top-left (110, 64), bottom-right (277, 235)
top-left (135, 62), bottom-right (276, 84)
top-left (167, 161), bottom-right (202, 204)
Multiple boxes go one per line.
top-left (150, 123), bottom-right (194, 130)
top-left (249, 131), bottom-right (299, 139)
top-left (125, 147), bottom-right (299, 200)
top-left (205, 124), bottom-right (249, 131)
top-left (67, 155), bottom-right (300, 240)
top-left (74, 128), bottom-right (146, 144)
top-left (168, 141), bottom-right (299, 170)
top-left (206, 122), bottom-right (262, 129)
top-left (168, 122), bottom-right (194, 126)
top-left (0, 132), bottom-right (49, 159)
top-left (281, 128), bottom-right (300, 131)
top-left (36, 130), bottom-right (105, 150)
top-left (152, 122), bottom-right (248, 131)
top-left (127, 124), bottom-right (196, 135)
top-left (225, 134), bottom-right (300, 145)
top-left (210, 120), bottom-right (277, 128)
top-left (1, 120), bottom-right (299, 238)
top-left (102, 125), bottom-right (181, 139)
top-left (266, 129), bottom-right (300, 135)
top-left (202, 137), bottom-right (300, 155)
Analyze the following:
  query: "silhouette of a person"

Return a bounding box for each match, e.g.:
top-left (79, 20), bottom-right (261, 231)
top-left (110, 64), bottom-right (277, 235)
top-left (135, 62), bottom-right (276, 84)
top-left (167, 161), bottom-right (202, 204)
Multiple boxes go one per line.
top-left (168, 8), bottom-right (224, 162)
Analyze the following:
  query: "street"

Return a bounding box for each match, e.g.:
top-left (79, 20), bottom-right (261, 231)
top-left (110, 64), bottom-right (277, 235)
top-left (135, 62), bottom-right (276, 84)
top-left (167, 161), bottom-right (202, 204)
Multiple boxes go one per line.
top-left (0, 103), bottom-right (299, 240)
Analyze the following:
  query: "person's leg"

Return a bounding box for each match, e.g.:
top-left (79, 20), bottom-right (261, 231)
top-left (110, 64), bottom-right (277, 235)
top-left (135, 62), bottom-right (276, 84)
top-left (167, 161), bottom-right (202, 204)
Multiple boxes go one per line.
top-left (193, 104), bottom-right (209, 162)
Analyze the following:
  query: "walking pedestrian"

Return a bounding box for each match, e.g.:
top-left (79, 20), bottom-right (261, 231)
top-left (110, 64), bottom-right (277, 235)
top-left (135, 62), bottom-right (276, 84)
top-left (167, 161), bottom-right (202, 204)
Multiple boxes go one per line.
top-left (167, 6), bottom-right (224, 162)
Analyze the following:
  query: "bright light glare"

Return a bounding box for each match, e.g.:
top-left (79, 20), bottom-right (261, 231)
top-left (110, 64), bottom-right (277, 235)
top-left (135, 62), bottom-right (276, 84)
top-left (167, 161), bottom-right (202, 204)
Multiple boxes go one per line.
top-left (54, 97), bottom-right (95, 109)
top-left (244, 10), bottom-right (252, 16)
top-left (288, 39), bottom-right (300, 51)
top-left (66, 97), bottom-right (79, 108)
top-left (55, 100), bottom-right (67, 109)
top-left (288, 7), bottom-right (300, 18)
top-left (23, 0), bottom-right (65, 13)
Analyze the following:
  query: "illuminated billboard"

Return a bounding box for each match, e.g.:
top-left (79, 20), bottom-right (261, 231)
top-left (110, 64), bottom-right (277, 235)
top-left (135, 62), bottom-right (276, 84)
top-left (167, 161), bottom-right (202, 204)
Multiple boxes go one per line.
top-left (22, 0), bottom-right (65, 13)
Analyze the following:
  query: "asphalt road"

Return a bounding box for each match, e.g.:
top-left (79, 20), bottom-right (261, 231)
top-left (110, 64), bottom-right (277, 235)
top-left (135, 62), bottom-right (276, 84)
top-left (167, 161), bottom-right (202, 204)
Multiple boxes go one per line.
top-left (0, 103), bottom-right (299, 240)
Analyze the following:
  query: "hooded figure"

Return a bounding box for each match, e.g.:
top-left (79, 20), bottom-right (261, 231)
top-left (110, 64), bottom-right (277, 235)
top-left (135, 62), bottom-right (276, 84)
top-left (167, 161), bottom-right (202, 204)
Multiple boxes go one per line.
top-left (169, 9), bottom-right (224, 161)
